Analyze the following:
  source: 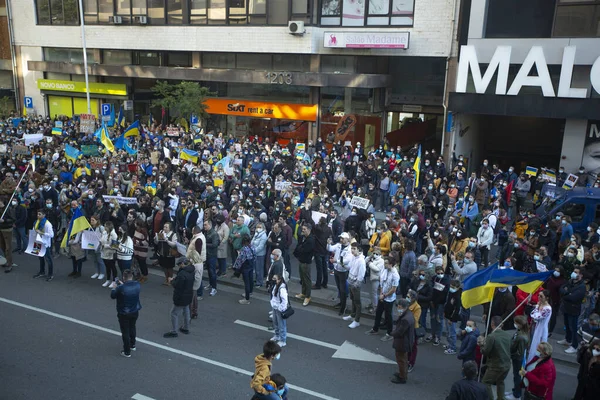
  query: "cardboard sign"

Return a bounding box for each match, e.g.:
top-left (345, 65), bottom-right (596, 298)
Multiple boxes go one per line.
top-left (311, 211), bottom-right (328, 225)
top-left (0, 144), bottom-right (7, 153)
top-left (80, 114), bottom-right (96, 134)
top-left (25, 230), bottom-right (46, 257)
top-left (13, 144), bottom-right (30, 155)
top-left (275, 181), bottom-right (292, 191)
top-left (562, 173), bottom-right (578, 190)
top-left (525, 166), bottom-right (538, 177)
top-left (55, 121), bottom-right (63, 128)
top-left (102, 195), bottom-right (138, 205)
top-left (235, 143), bottom-right (242, 152)
top-left (214, 178), bottom-right (224, 187)
top-left (167, 127), bottom-right (180, 137)
top-left (81, 145), bottom-right (100, 156)
top-left (349, 196), bottom-right (370, 209)
top-left (81, 230), bottom-right (100, 250)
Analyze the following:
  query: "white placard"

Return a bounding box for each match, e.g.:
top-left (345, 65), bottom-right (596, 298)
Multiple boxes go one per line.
top-left (102, 195), bottom-right (138, 205)
top-left (349, 196), bottom-right (370, 209)
top-left (311, 211), bottom-right (328, 225)
top-left (163, 147), bottom-right (171, 159)
top-left (81, 230), bottom-right (100, 250)
top-left (0, 144), bottom-right (6, 153)
top-left (24, 133), bottom-right (44, 146)
top-left (26, 229), bottom-right (46, 257)
top-left (275, 181), bottom-right (292, 191)
top-left (562, 173), bottom-right (578, 190)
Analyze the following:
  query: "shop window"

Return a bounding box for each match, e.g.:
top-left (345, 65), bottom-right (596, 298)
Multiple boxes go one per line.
top-left (103, 50), bottom-right (133, 65)
top-left (44, 48), bottom-right (97, 64)
top-left (167, 52), bottom-right (192, 67)
top-left (320, 0), bottom-right (414, 26)
top-left (35, 0), bottom-right (79, 25)
top-left (202, 52), bottom-right (236, 68)
top-left (553, 1), bottom-right (600, 37)
top-left (321, 55), bottom-right (355, 73)
top-left (236, 53), bottom-right (272, 70)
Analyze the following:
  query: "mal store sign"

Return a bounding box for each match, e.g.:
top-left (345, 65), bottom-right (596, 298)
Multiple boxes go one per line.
top-left (324, 32), bottom-right (409, 49)
top-left (456, 45), bottom-right (600, 98)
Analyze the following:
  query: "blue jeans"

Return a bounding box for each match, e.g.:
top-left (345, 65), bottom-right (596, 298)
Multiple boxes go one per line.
top-left (207, 257), bottom-right (218, 289)
top-left (118, 258), bottom-right (132, 274)
top-left (272, 308), bottom-right (287, 343)
top-left (39, 244), bottom-right (54, 276)
top-left (314, 254), bottom-right (328, 287)
top-left (444, 319), bottom-right (457, 350)
top-left (564, 313), bottom-right (579, 348)
top-left (430, 304), bottom-right (444, 338)
top-left (217, 258), bottom-right (227, 275)
top-left (511, 358), bottom-right (523, 398)
top-left (242, 266), bottom-right (254, 300)
top-left (13, 227), bottom-right (26, 251)
top-left (379, 190), bottom-right (389, 210)
top-left (419, 304), bottom-right (429, 330)
top-left (255, 255), bottom-right (265, 286)
top-left (253, 384), bottom-right (289, 400)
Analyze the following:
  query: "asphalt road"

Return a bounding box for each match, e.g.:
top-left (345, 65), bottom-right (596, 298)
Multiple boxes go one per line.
top-left (0, 252), bottom-right (580, 400)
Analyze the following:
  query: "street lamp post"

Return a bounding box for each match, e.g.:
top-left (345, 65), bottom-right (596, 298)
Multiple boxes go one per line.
top-left (78, 0), bottom-right (92, 114)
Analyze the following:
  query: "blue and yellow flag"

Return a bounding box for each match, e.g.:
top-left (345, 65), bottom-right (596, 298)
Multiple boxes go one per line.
top-left (194, 135), bottom-right (202, 144)
top-left (61, 207), bottom-right (92, 248)
top-left (412, 145), bottom-right (421, 189)
top-left (52, 127), bottom-right (63, 135)
top-left (113, 134), bottom-right (125, 150)
top-left (123, 120), bottom-right (140, 138)
top-left (180, 149), bottom-right (199, 163)
top-left (461, 264), bottom-right (553, 309)
top-left (65, 144), bottom-right (81, 163)
top-left (117, 106), bottom-right (125, 128)
top-left (124, 141), bottom-right (137, 155)
top-left (100, 124), bottom-right (115, 153)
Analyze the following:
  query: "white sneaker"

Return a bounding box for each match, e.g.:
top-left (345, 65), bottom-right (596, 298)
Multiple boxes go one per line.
top-left (102, 280), bottom-right (111, 287)
top-left (505, 394), bottom-right (518, 400)
top-left (210, 288), bottom-right (217, 296)
top-left (565, 346), bottom-right (577, 354)
top-left (97, 274), bottom-right (105, 280)
top-left (348, 321), bottom-right (360, 329)
top-left (556, 339), bottom-right (569, 345)
top-left (277, 341), bottom-right (286, 347)
top-left (91, 273), bottom-right (99, 279)
top-left (269, 310), bottom-right (273, 315)
top-left (109, 282), bottom-right (117, 289)
top-left (342, 315), bottom-right (353, 321)
top-left (270, 336), bottom-right (280, 341)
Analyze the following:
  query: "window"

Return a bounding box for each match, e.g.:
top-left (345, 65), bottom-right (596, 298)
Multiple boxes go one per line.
top-left (273, 54), bottom-right (310, 72)
top-left (148, 0), bottom-right (166, 23)
top-left (321, 55), bottom-right (355, 73)
top-left (559, 203), bottom-right (586, 222)
top-left (554, 0), bottom-right (600, 37)
top-left (135, 51), bottom-right (162, 66)
top-left (167, 0), bottom-right (184, 24)
top-left (236, 53), bottom-right (272, 70)
top-left (44, 48), bottom-right (97, 64)
top-left (98, 0), bottom-right (114, 23)
top-left (35, 0), bottom-right (79, 25)
top-left (167, 52), bottom-right (192, 67)
top-left (267, 0), bottom-right (288, 25)
top-left (202, 52), bottom-right (236, 68)
top-left (103, 50), bottom-right (133, 65)
top-left (190, 0), bottom-right (208, 24)
top-left (320, 0), bottom-right (414, 26)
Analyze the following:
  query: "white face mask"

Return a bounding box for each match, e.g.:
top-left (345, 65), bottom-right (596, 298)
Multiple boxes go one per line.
top-left (593, 349), bottom-right (600, 357)
top-left (465, 326), bottom-right (473, 333)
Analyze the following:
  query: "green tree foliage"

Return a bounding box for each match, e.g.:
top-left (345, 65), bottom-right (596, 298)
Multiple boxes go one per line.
top-left (151, 81), bottom-right (215, 123)
top-left (0, 97), bottom-right (15, 118)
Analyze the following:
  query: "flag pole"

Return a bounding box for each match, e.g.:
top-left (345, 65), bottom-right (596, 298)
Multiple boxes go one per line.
top-left (489, 293), bottom-right (532, 335)
top-left (478, 291), bottom-right (495, 381)
top-left (0, 163), bottom-right (31, 220)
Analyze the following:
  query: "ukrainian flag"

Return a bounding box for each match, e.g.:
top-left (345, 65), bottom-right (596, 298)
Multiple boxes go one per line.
top-left (117, 106), bottom-right (125, 128)
top-left (461, 264), bottom-right (553, 309)
top-left (61, 207), bottom-right (92, 248)
top-left (123, 120), bottom-right (140, 138)
top-left (100, 124), bottom-right (115, 153)
top-left (526, 166), bottom-right (538, 177)
top-left (124, 142), bottom-right (137, 155)
top-left (180, 149), bottom-right (199, 163)
top-left (113, 134), bottom-right (125, 150)
top-left (65, 144), bottom-right (81, 163)
top-left (52, 127), bottom-right (63, 135)
top-left (412, 145), bottom-right (421, 189)
top-left (194, 135), bottom-right (202, 144)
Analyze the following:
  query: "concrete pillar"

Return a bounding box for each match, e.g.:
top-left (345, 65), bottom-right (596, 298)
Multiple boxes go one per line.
top-left (561, 119), bottom-right (587, 172)
top-left (390, 112), bottom-right (400, 131)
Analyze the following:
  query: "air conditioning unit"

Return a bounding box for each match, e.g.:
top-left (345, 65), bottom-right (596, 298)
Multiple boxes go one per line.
top-left (109, 15), bottom-right (123, 24)
top-left (134, 16), bottom-right (148, 24)
top-left (288, 21), bottom-right (305, 35)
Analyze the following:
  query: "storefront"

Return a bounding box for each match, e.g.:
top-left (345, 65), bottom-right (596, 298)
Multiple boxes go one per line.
top-left (37, 79), bottom-right (128, 118)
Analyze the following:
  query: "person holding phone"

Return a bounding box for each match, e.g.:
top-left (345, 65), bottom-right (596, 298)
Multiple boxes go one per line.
top-left (110, 269), bottom-right (141, 358)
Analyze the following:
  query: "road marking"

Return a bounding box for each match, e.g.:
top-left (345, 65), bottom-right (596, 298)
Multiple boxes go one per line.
top-left (132, 394), bottom-right (156, 400)
top-left (0, 297), bottom-right (339, 400)
top-left (234, 319), bottom-right (396, 364)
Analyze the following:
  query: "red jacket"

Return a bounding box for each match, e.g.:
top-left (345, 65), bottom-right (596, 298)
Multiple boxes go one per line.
top-left (515, 287), bottom-right (541, 317)
top-left (523, 356), bottom-right (556, 400)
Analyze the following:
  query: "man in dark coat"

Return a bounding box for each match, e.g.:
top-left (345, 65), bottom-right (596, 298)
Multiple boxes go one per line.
top-left (163, 261), bottom-right (195, 338)
top-left (391, 298), bottom-right (415, 384)
top-left (445, 361), bottom-right (488, 400)
top-left (293, 224), bottom-right (315, 306)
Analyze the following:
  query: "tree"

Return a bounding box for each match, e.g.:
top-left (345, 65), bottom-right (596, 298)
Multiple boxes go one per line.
top-left (0, 96), bottom-right (15, 118)
top-left (151, 81), bottom-right (215, 124)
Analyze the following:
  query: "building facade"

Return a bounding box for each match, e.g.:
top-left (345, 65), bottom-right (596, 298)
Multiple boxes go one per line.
top-left (9, 0), bottom-right (459, 146)
top-left (447, 0), bottom-right (600, 176)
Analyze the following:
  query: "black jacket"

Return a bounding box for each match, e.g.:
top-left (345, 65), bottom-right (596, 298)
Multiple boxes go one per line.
top-left (172, 265), bottom-right (195, 306)
top-left (344, 214), bottom-right (361, 234)
top-left (110, 280), bottom-right (142, 314)
top-left (560, 279), bottom-right (586, 316)
top-left (444, 288), bottom-right (462, 322)
top-left (313, 223), bottom-right (332, 255)
top-left (293, 234), bottom-right (315, 263)
top-left (431, 274), bottom-right (451, 306)
top-left (410, 278), bottom-right (433, 307)
top-left (14, 205), bottom-right (27, 228)
top-left (483, 290), bottom-right (516, 330)
top-left (267, 259), bottom-right (284, 288)
top-left (445, 378), bottom-right (488, 400)
top-left (204, 228), bottom-right (220, 259)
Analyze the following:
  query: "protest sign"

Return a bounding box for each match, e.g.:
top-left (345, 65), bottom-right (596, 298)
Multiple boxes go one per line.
top-left (562, 174), bottom-right (578, 190)
top-left (81, 230), bottom-right (100, 250)
top-left (525, 166), bottom-right (538, 177)
top-left (25, 230), bottom-right (46, 257)
top-left (540, 168), bottom-right (556, 183)
top-left (0, 144), bottom-right (6, 153)
top-left (214, 178), bottom-right (224, 187)
top-left (311, 211), bottom-right (328, 225)
top-left (13, 144), bottom-right (30, 155)
top-left (275, 181), bottom-right (292, 191)
top-left (55, 121), bottom-right (63, 128)
top-left (167, 127), bottom-right (180, 137)
top-left (80, 114), bottom-right (96, 134)
top-left (24, 133), bottom-right (44, 146)
top-left (235, 143), bottom-right (242, 152)
top-left (349, 196), bottom-right (370, 209)
top-left (81, 145), bottom-right (100, 156)
top-left (102, 195), bottom-right (138, 205)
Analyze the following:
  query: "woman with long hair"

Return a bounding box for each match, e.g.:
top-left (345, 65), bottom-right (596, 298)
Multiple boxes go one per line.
top-left (116, 224), bottom-right (134, 278)
top-left (100, 221), bottom-right (118, 287)
top-left (133, 218), bottom-right (150, 283)
top-left (88, 215), bottom-right (106, 281)
top-left (269, 273), bottom-right (288, 348)
top-left (519, 342), bottom-right (556, 400)
top-left (155, 221), bottom-right (178, 286)
top-left (528, 290), bottom-right (553, 362)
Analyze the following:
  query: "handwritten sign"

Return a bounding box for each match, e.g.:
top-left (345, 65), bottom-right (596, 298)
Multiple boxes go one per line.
top-left (275, 181), bottom-right (292, 191)
top-left (167, 127), bottom-right (180, 137)
top-left (81, 145), bottom-right (100, 156)
top-left (80, 114), bottom-right (96, 134)
top-left (13, 144), bottom-right (30, 155)
top-left (349, 196), bottom-right (370, 210)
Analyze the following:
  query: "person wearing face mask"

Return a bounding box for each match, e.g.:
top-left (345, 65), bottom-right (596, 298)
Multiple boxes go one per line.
top-left (292, 224), bottom-right (314, 307)
top-left (0, 199), bottom-right (17, 272)
top-left (424, 266), bottom-right (450, 346)
top-left (582, 222), bottom-right (600, 250)
top-left (559, 215), bottom-right (574, 249)
top-left (544, 266), bottom-right (565, 335)
top-left (561, 246), bottom-right (582, 279)
top-left (457, 320), bottom-right (480, 365)
top-left (482, 286), bottom-right (516, 333)
top-left (499, 232), bottom-right (519, 265)
top-left (9, 197), bottom-right (27, 255)
top-left (461, 194), bottom-right (479, 235)
top-left (476, 218), bottom-right (494, 269)
top-left (389, 298), bottom-right (415, 384)
top-left (519, 342), bottom-right (556, 400)
top-left (558, 267), bottom-right (587, 353)
top-left (365, 251), bottom-right (384, 314)
top-left (442, 280), bottom-right (463, 355)
top-left (451, 251), bottom-right (478, 283)
top-left (505, 315), bottom-right (530, 400)
top-left (250, 340), bottom-right (285, 399)
top-left (313, 217), bottom-right (332, 290)
top-left (410, 268), bottom-right (433, 332)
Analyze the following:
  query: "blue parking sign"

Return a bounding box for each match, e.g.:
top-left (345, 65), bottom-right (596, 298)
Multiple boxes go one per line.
top-left (101, 103), bottom-right (111, 116)
top-left (24, 97), bottom-right (33, 109)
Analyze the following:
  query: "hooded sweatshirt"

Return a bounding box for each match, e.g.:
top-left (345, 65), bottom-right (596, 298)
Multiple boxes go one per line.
top-left (250, 354), bottom-right (272, 395)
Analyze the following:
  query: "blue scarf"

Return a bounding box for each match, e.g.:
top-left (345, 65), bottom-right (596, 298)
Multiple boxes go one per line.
top-left (35, 218), bottom-right (47, 231)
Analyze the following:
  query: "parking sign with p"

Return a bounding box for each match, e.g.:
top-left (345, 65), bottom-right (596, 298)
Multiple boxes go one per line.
top-left (101, 103), bottom-right (111, 116)
top-left (24, 97), bottom-right (33, 109)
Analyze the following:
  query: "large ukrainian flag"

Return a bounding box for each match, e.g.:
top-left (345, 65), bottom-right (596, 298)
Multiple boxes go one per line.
top-left (61, 207), bottom-right (92, 248)
top-left (123, 120), bottom-right (140, 138)
top-left (180, 149), bottom-right (199, 163)
top-left (412, 145), bottom-right (421, 189)
top-left (461, 264), bottom-right (553, 309)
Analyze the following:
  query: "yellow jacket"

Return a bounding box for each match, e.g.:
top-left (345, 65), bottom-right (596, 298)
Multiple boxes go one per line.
top-left (409, 301), bottom-right (422, 329)
top-left (370, 232), bottom-right (391, 256)
top-left (250, 354), bottom-right (272, 395)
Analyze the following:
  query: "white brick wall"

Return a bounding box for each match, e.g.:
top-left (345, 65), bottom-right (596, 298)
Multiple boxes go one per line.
top-left (10, 0), bottom-right (457, 58)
